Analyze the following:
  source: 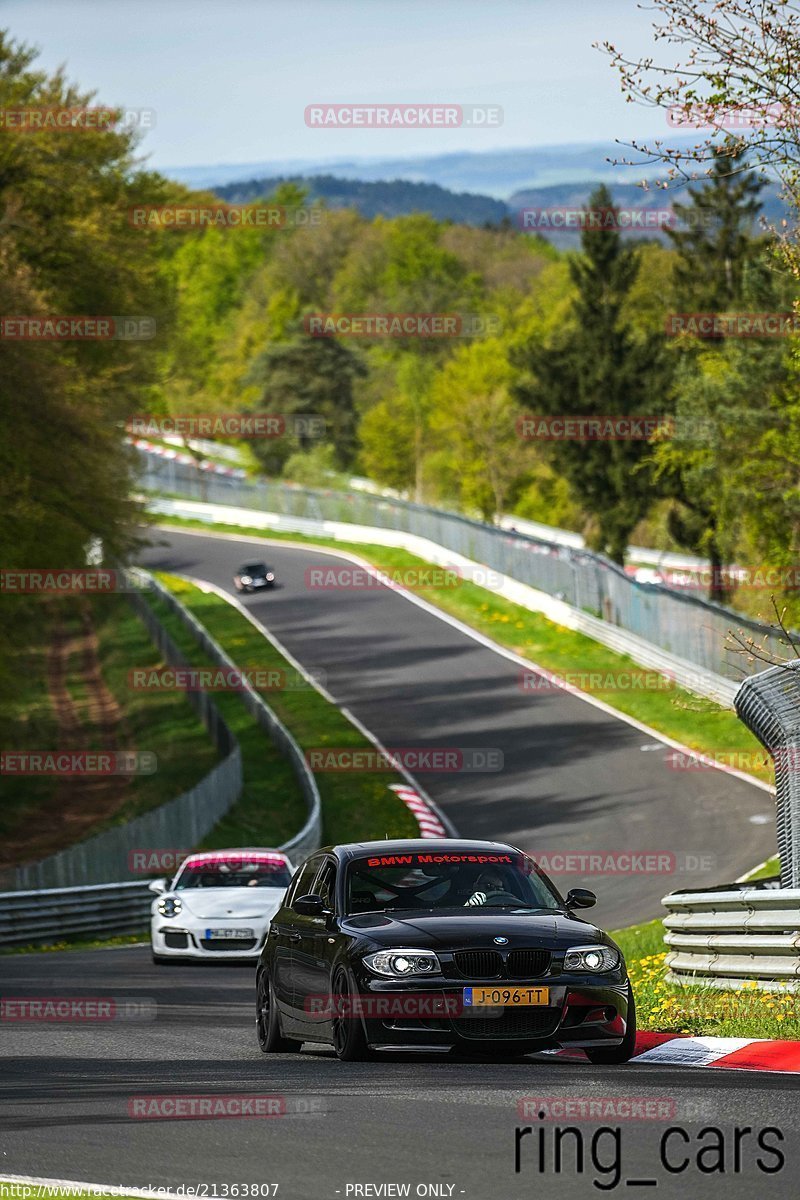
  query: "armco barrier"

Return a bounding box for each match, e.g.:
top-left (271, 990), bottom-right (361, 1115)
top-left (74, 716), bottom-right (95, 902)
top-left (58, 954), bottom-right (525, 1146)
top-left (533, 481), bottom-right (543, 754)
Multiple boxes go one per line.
top-left (0, 881), bottom-right (154, 947)
top-left (662, 878), bottom-right (800, 991)
top-left (660, 666), bottom-right (797, 992)
top-left (735, 660), bottom-right (800, 888)
top-left (138, 453), bottom-right (784, 705)
top-left (1, 570), bottom-right (321, 935)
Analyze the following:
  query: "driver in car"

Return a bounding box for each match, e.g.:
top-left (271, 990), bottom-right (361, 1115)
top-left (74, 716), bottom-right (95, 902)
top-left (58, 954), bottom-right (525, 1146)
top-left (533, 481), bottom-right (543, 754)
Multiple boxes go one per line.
top-left (463, 868), bottom-right (520, 907)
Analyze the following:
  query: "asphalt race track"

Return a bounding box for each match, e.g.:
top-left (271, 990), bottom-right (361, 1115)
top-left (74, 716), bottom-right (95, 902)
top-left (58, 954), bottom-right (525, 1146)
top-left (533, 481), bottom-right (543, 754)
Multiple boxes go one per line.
top-left (138, 526), bottom-right (775, 927)
top-left (1, 946), bottom-right (799, 1200)
top-left (0, 526), bottom-right (793, 1200)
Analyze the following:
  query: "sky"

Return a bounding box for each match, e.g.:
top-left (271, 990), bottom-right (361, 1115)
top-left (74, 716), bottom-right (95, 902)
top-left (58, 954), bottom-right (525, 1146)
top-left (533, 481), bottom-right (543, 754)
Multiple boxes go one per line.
top-left (0, 0), bottom-right (678, 170)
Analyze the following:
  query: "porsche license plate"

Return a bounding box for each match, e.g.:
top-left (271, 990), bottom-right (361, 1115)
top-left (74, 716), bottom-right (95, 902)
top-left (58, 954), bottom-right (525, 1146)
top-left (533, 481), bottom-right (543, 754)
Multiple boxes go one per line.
top-left (205, 928), bottom-right (253, 939)
top-left (463, 985), bottom-right (549, 1007)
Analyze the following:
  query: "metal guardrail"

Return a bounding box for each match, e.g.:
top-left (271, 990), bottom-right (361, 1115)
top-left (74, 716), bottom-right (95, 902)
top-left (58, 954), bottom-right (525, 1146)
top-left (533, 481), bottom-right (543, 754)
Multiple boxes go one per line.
top-left (659, 666), bottom-right (796, 991)
top-left (0, 881), bottom-right (154, 947)
top-left (662, 878), bottom-right (800, 991)
top-left (735, 660), bottom-right (800, 889)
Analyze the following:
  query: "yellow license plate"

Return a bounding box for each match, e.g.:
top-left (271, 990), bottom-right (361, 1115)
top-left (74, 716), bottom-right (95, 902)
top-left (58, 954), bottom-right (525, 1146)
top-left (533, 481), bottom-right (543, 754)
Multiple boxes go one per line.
top-left (463, 985), bottom-right (549, 1007)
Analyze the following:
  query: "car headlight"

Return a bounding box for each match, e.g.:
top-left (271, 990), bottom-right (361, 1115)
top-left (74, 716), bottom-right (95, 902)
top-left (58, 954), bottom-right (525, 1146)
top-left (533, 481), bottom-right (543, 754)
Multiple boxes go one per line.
top-left (563, 944), bottom-right (620, 973)
top-left (363, 948), bottom-right (441, 977)
top-left (266, 573), bottom-right (275, 581)
top-left (240, 575), bottom-right (252, 585)
top-left (157, 896), bottom-right (182, 918)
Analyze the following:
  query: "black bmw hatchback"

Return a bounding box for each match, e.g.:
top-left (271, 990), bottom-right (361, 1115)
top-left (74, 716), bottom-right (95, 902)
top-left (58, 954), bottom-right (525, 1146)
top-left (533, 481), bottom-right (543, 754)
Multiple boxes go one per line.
top-left (256, 839), bottom-right (636, 1062)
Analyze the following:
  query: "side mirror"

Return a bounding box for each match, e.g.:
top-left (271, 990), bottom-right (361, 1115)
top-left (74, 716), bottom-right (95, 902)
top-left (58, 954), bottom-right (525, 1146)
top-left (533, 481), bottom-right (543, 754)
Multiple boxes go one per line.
top-left (565, 887), bottom-right (596, 910)
top-left (294, 893), bottom-right (325, 916)
top-left (148, 878), bottom-right (167, 894)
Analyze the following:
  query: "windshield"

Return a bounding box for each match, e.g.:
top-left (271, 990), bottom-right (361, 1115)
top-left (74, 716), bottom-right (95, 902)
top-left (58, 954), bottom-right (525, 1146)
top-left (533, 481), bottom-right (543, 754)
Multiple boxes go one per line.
top-left (175, 855), bottom-right (292, 890)
top-left (240, 563), bottom-right (267, 575)
top-left (345, 850), bottom-right (561, 915)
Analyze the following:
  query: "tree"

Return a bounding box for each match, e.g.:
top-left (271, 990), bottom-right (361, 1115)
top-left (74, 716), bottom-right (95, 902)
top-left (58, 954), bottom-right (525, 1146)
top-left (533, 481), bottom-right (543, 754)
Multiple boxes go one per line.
top-left (430, 339), bottom-right (526, 521)
top-left (654, 148), bottom-right (772, 598)
top-left (599, 1), bottom-right (800, 208)
top-left (512, 185), bottom-right (671, 563)
top-left (667, 146), bottom-right (767, 314)
top-left (246, 331), bottom-right (365, 475)
top-left (0, 36), bottom-right (173, 565)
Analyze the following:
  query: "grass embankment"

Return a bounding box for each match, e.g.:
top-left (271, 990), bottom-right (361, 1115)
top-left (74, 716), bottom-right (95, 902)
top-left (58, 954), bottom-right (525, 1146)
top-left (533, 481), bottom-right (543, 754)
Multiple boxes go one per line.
top-left (0, 593), bottom-right (219, 868)
top-left (614, 917), bottom-right (799, 1039)
top-left (156, 514), bottom-right (775, 787)
top-left (147, 574), bottom-right (417, 847)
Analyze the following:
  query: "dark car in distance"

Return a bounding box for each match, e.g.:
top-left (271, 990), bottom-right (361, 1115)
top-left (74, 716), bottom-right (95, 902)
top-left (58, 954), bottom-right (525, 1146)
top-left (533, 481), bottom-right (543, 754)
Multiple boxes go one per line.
top-left (233, 561), bottom-right (275, 592)
top-left (255, 839), bottom-right (636, 1062)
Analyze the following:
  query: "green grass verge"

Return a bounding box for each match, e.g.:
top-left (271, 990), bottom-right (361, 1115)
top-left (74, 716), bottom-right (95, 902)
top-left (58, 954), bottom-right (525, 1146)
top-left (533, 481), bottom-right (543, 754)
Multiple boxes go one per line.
top-left (742, 854), bottom-right (781, 881)
top-left (1, 593), bottom-right (220, 854)
top-left (155, 514), bottom-right (775, 787)
top-left (145, 574), bottom-right (417, 848)
top-left (0, 932), bottom-right (146, 956)
top-left (613, 917), bottom-right (799, 1038)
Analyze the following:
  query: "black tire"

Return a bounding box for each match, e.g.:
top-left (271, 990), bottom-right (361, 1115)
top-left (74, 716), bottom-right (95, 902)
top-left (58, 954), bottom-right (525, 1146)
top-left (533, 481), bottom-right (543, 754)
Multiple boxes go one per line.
top-left (331, 966), bottom-right (373, 1062)
top-left (584, 985), bottom-right (637, 1065)
top-left (256, 971), bottom-right (302, 1053)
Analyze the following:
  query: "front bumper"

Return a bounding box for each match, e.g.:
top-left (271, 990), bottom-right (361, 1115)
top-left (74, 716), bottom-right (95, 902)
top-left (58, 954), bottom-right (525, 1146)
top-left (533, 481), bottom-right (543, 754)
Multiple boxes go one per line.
top-left (331, 975), bottom-right (631, 1050)
top-left (151, 921), bottom-right (269, 960)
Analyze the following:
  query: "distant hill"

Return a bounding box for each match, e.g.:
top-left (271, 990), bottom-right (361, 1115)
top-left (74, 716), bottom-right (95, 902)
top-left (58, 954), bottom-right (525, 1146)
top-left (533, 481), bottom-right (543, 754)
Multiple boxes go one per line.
top-left (215, 173), bottom-right (508, 226)
top-left (212, 171), bottom-right (792, 243)
top-left (162, 137), bottom-right (695, 198)
top-left (507, 179), bottom-right (792, 246)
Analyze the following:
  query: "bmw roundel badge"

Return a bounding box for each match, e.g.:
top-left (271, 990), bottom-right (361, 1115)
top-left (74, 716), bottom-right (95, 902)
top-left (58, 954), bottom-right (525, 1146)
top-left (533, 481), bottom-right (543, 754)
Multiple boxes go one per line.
top-left (493, 936), bottom-right (509, 945)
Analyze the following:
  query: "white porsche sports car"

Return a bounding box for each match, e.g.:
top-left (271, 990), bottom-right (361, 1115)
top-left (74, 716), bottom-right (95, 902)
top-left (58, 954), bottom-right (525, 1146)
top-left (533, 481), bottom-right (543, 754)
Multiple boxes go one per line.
top-left (149, 849), bottom-right (294, 963)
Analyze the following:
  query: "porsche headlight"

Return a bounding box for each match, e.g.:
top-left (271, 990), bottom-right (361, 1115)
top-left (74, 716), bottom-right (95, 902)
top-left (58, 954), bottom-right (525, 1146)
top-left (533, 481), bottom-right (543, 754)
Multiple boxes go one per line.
top-left (240, 575), bottom-right (252, 585)
top-left (563, 944), bottom-right (620, 973)
top-left (266, 573), bottom-right (275, 582)
top-left (363, 948), bottom-right (441, 977)
top-left (157, 896), bottom-right (182, 918)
